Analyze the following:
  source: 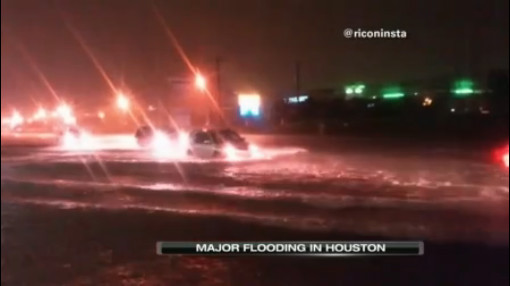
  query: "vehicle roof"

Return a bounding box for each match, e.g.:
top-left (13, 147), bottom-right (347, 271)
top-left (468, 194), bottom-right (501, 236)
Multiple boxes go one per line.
top-left (190, 128), bottom-right (238, 133)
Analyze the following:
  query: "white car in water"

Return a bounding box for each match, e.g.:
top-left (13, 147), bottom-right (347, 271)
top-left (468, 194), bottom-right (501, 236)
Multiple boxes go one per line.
top-left (135, 126), bottom-right (182, 148)
top-left (58, 126), bottom-right (94, 150)
top-left (134, 125), bottom-right (190, 157)
top-left (187, 129), bottom-right (261, 160)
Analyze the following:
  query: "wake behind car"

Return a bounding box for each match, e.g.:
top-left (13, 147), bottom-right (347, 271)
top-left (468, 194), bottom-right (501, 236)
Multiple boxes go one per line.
top-left (188, 128), bottom-right (261, 160)
top-left (57, 125), bottom-right (94, 150)
top-left (134, 125), bottom-right (189, 158)
top-left (135, 125), bottom-right (180, 147)
top-left (218, 129), bottom-right (250, 151)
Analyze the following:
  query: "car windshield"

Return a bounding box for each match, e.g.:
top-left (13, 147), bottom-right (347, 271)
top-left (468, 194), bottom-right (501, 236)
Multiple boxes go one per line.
top-left (193, 132), bottom-right (212, 144)
top-left (219, 130), bottom-right (244, 142)
top-left (210, 132), bottom-right (224, 144)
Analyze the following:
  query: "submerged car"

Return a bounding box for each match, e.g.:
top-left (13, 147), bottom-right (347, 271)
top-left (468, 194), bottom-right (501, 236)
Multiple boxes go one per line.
top-left (134, 125), bottom-right (190, 158)
top-left (58, 126), bottom-right (92, 149)
top-left (188, 129), bottom-right (261, 159)
top-left (135, 126), bottom-right (180, 148)
top-left (135, 125), bottom-right (156, 147)
top-left (218, 129), bottom-right (250, 150)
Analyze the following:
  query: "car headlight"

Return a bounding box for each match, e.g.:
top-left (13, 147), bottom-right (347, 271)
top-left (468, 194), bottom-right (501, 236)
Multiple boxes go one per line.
top-left (152, 131), bottom-right (171, 147)
top-left (62, 131), bottom-right (80, 149)
top-left (61, 131), bottom-right (95, 151)
top-left (178, 132), bottom-right (190, 148)
top-left (249, 144), bottom-right (263, 158)
top-left (224, 144), bottom-right (238, 160)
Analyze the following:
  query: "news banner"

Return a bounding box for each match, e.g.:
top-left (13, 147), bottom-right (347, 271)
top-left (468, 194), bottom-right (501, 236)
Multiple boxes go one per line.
top-left (157, 241), bottom-right (424, 257)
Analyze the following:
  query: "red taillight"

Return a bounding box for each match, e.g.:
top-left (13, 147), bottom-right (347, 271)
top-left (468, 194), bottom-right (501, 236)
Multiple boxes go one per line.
top-left (493, 146), bottom-right (509, 169)
top-left (496, 145), bottom-right (509, 169)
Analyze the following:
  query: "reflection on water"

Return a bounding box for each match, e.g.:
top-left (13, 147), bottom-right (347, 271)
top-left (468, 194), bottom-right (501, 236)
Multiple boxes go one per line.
top-left (1, 134), bottom-right (508, 244)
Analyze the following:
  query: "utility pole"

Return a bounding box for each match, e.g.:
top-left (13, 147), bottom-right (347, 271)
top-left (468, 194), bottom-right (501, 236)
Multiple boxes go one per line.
top-left (215, 57), bottom-right (223, 107)
top-left (215, 56), bottom-right (224, 125)
top-left (295, 61), bottom-right (302, 97)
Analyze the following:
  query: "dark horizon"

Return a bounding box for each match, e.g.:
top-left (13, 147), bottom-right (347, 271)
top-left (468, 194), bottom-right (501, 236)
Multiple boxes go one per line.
top-left (1, 0), bottom-right (509, 109)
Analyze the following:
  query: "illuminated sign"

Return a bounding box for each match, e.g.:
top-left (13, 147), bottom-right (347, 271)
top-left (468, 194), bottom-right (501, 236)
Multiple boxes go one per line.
top-left (382, 86), bottom-right (405, 99)
top-left (238, 94), bottom-right (262, 117)
top-left (345, 84), bottom-right (366, 96)
top-left (288, 95), bottom-right (309, 104)
top-left (453, 79), bottom-right (475, 97)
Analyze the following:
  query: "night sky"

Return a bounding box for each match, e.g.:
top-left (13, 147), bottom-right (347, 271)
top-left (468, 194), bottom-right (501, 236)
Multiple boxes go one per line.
top-left (1, 0), bottom-right (509, 109)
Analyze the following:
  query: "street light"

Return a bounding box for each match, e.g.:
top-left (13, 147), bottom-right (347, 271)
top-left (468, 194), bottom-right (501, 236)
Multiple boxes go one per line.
top-left (116, 93), bottom-right (130, 112)
top-left (55, 104), bottom-right (76, 125)
top-left (195, 73), bottom-right (207, 91)
top-left (56, 104), bottom-right (72, 118)
top-left (34, 107), bottom-right (47, 120)
top-left (10, 111), bottom-right (24, 128)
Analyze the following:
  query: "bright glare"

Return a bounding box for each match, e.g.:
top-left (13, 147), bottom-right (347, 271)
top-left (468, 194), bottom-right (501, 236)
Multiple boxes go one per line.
top-left (55, 104), bottom-right (76, 125)
top-left (117, 94), bottom-right (130, 111)
top-left (10, 111), bottom-right (24, 128)
top-left (249, 144), bottom-right (263, 159)
top-left (224, 144), bottom-right (238, 161)
top-left (77, 131), bottom-right (94, 149)
top-left (64, 115), bottom-right (77, 125)
top-left (178, 131), bottom-right (190, 149)
top-left (61, 132), bottom-right (79, 149)
top-left (454, 88), bottom-right (474, 95)
top-left (345, 84), bottom-right (365, 95)
top-left (423, 97), bottom-right (433, 107)
top-left (150, 131), bottom-right (190, 159)
top-left (453, 79), bottom-right (475, 97)
top-left (383, 93), bottom-right (405, 99)
top-left (61, 131), bottom-right (97, 151)
top-left (56, 104), bottom-right (72, 118)
top-left (34, 108), bottom-right (47, 120)
top-left (195, 74), bottom-right (207, 91)
top-left (151, 131), bottom-right (173, 158)
top-left (504, 146), bottom-right (509, 168)
top-left (98, 111), bottom-right (106, 119)
top-left (238, 94), bottom-right (262, 117)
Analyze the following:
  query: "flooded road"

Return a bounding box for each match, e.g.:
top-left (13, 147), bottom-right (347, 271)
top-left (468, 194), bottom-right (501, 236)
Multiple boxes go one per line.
top-left (1, 134), bottom-right (508, 285)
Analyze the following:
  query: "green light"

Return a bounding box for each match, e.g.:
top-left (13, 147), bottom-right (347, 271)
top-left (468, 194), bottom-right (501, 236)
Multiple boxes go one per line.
top-left (383, 93), bottom-right (405, 99)
top-left (454, 88), bottom-right (474, 95)
top-left (345, 84), bottom-right (365, 96)
top-left (381, 86), bottom-right (404, 100)
top-left (354, 85), bottom-right (365, 94)
top-left (453, 79), bottom-right (475, 97)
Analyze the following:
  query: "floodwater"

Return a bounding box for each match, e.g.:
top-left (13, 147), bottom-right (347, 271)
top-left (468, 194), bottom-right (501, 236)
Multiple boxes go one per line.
top-left (1, 134), bottom-right (508, 285)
